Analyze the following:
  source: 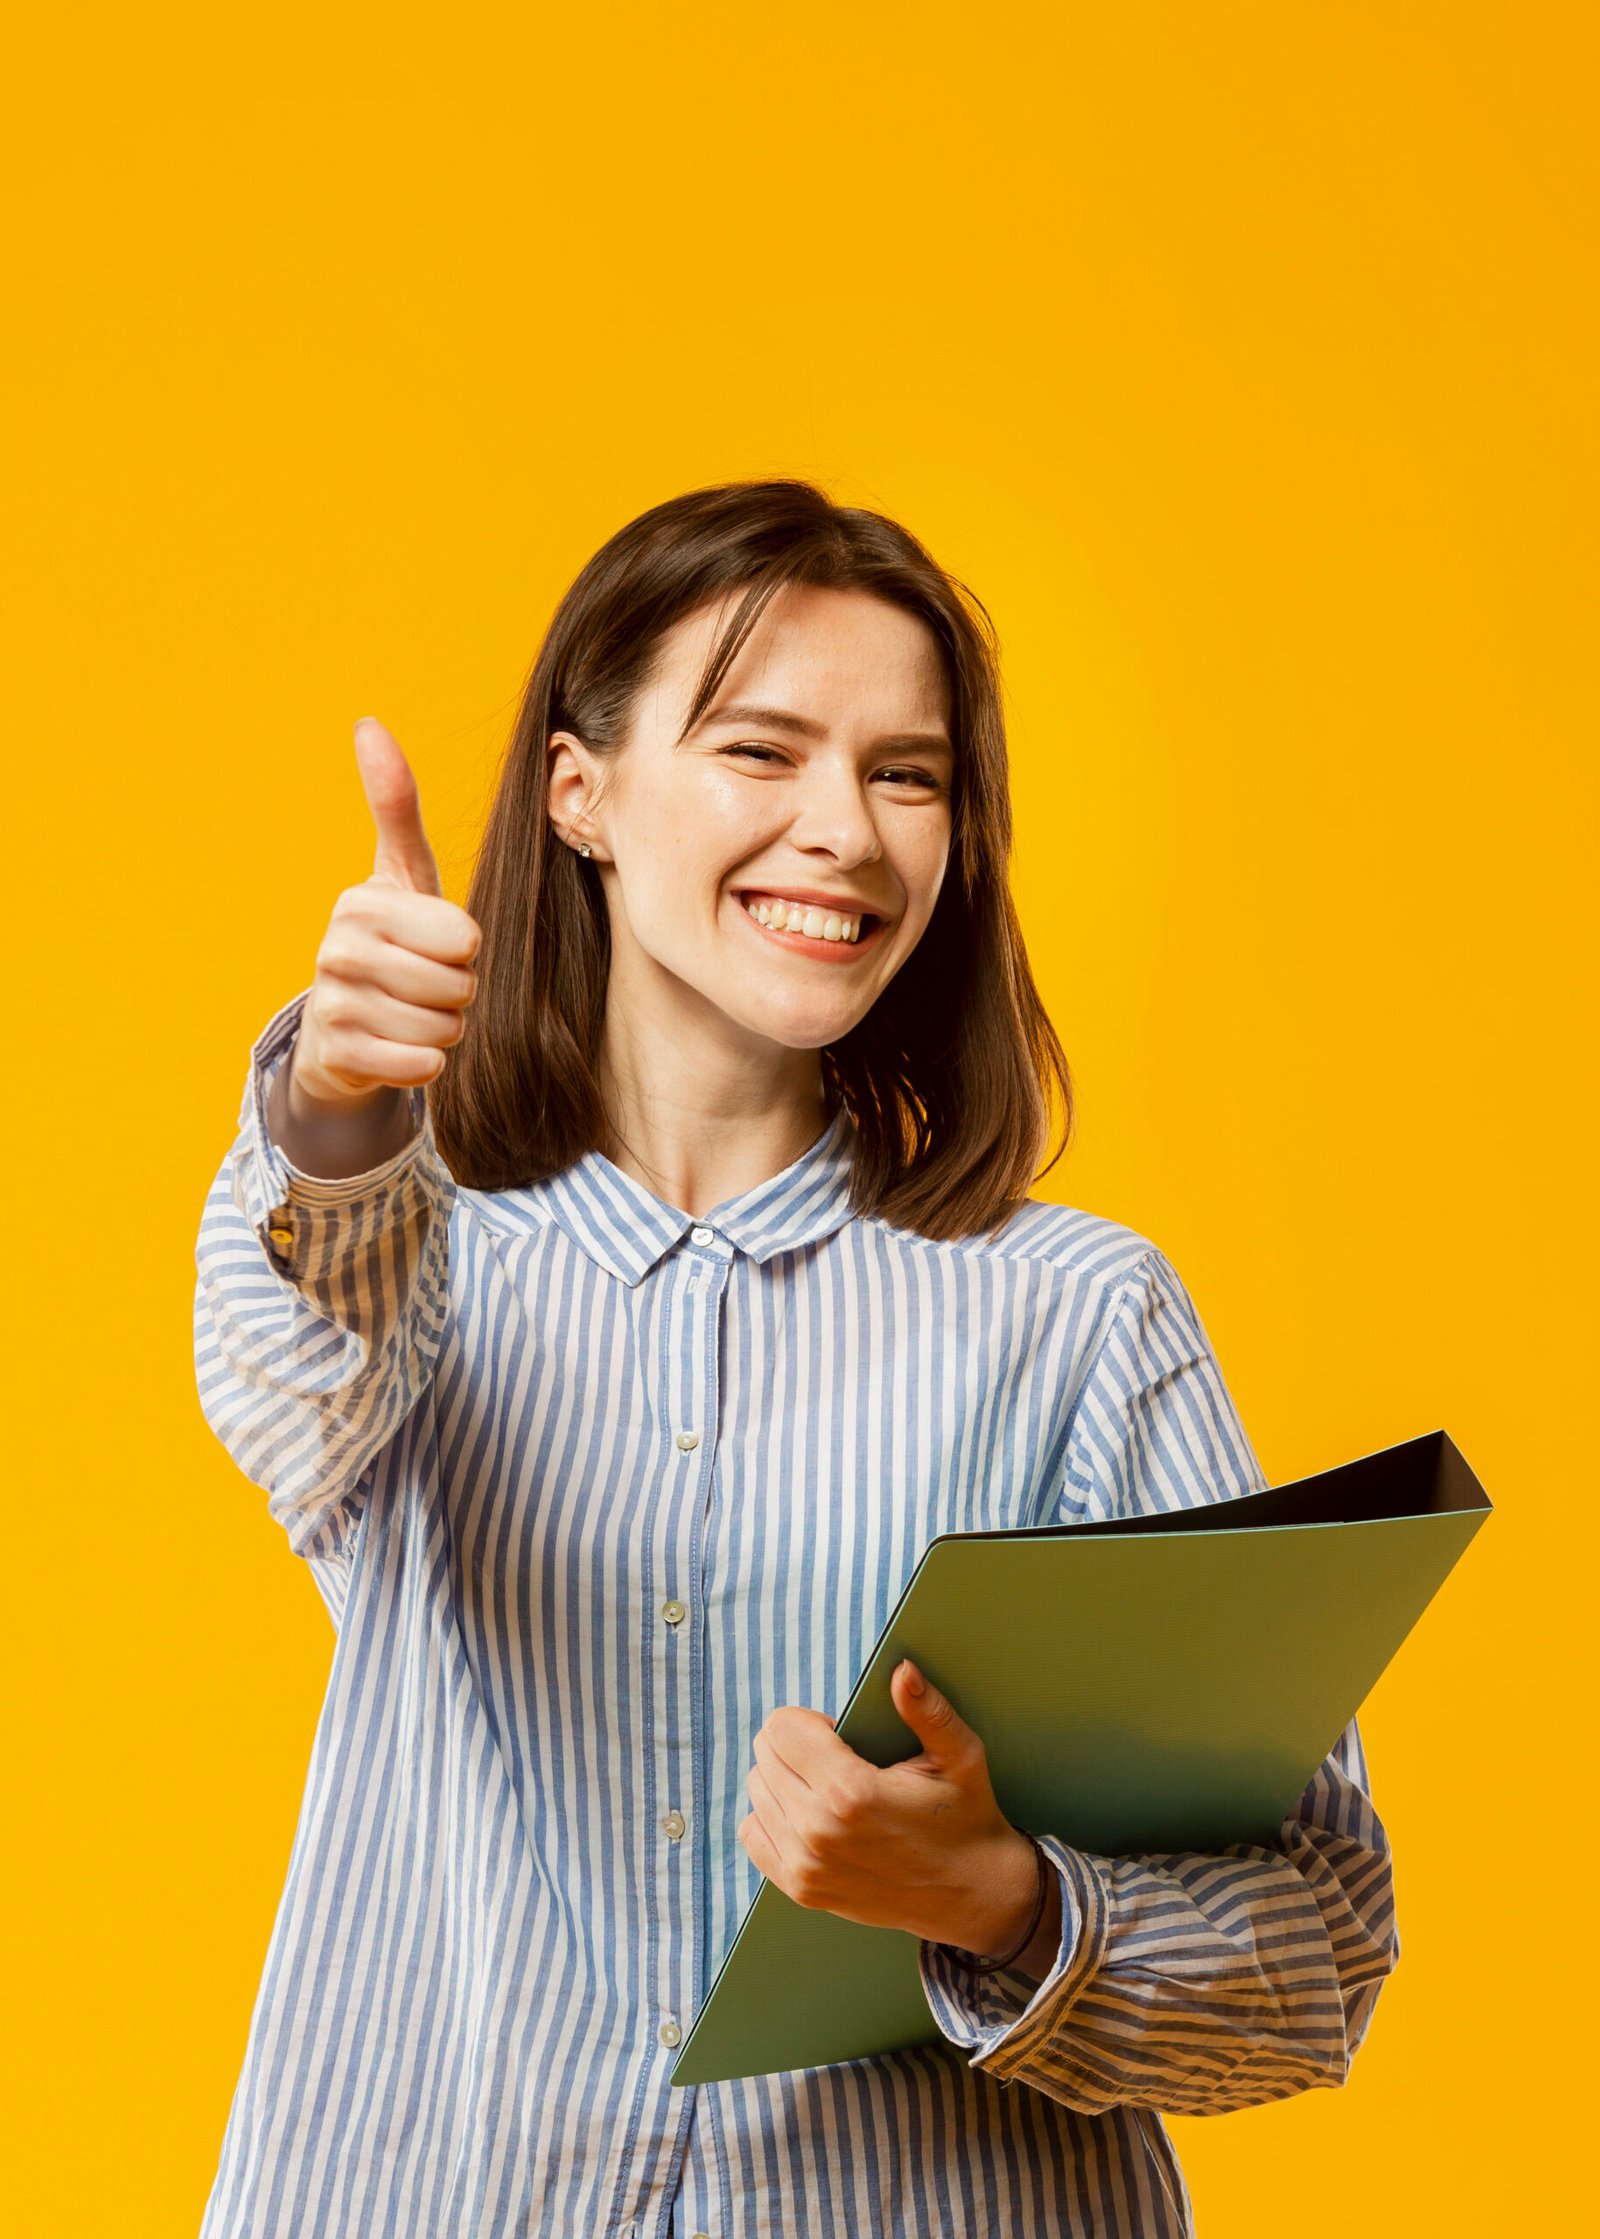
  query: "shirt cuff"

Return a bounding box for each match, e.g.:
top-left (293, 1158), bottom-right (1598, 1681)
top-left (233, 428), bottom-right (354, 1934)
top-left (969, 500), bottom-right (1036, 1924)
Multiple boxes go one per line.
top-left (918, 1837), bottom-right (1111, 2083)
top-left (236, 986), bottom-right (438, 1276)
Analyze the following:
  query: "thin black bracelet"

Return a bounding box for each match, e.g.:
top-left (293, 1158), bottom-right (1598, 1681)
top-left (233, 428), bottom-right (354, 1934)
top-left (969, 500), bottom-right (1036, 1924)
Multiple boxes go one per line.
top-left (938, 1828), bottom-right (1050, 1977)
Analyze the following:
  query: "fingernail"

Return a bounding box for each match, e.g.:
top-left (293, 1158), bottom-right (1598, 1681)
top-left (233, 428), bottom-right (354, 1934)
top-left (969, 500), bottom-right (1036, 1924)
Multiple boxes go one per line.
top-left (898, 1658), bottom-right (925, 1697)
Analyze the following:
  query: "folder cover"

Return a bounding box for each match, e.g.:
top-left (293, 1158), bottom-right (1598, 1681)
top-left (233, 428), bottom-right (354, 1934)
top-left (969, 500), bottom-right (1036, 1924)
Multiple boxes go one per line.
top-left (670, 1428), bottom-right (1491, 2086)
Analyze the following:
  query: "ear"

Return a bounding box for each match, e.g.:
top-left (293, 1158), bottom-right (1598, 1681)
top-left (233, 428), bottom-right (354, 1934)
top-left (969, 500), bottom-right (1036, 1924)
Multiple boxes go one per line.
top-left (546, 730), bottom-right (608, 860)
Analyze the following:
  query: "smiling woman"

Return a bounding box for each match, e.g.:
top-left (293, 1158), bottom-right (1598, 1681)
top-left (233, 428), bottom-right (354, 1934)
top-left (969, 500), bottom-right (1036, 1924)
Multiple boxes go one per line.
top-left (431, 478), bottom-right (1074, 1234)
top-left (195, 475), bottom-right (1397, 2239)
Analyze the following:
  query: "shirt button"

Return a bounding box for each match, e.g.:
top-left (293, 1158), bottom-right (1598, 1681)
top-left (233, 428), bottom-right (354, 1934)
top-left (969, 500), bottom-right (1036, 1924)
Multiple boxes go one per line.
top-left (690, 1225), bottom-right (714, 1245)
top-left (674, 1430), bottom-right (700, 1451)
top-left (661, 1598), bottom-right (687, 1627)
top-left (659, 2019), bottom-right (682, 2048)
top-left (267, 1227), bottom-right (293, 1251)
top-left (661, 1809), bottom-right (686, 1841)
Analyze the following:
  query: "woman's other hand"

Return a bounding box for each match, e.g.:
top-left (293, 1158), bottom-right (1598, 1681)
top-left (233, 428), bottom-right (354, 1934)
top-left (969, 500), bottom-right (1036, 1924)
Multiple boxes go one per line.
top-left (738, 1660), bottom-right (1061, 1971)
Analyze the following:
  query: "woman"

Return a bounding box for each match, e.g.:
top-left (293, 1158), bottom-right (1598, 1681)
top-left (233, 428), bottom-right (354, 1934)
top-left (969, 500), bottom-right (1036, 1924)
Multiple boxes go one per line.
top-left (194, 478), bottom-right (1398, 2238)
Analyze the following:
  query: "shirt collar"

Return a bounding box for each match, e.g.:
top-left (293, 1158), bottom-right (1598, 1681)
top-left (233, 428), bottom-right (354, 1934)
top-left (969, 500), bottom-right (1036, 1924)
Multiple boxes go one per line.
top-left (503, 1106), bottom-right (860, 1285)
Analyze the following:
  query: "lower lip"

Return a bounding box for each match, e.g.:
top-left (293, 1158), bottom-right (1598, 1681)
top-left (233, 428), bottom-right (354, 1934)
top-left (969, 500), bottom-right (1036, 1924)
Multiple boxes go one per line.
top-left (734, 899), bottom-right (889, 963)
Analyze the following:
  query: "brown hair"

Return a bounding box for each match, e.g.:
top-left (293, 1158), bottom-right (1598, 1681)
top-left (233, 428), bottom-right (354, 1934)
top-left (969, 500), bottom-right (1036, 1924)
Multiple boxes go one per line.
top-left (431, 477), bottom-right (1073, 1240)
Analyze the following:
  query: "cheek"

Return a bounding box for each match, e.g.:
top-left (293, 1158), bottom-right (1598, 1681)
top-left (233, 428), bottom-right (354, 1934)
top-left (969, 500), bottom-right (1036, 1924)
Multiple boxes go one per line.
top-left (657, 774), bottom-right (770, 864)
top-left (899, 823), bottom-right (953, 918)
top-left (701, 780), bottom-right (781, 859)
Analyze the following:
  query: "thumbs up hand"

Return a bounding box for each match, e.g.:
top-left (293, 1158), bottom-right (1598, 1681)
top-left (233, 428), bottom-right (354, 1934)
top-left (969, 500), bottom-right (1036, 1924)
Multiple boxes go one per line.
top-left (290, 719), bottom-right (485, 1109)
top-left (737, 1661), bottom-right (1060, 1973)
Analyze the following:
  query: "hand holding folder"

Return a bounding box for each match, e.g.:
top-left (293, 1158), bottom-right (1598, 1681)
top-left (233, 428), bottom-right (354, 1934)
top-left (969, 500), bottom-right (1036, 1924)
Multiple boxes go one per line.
top-left (670, 1428), bottom-right (1491, 2087)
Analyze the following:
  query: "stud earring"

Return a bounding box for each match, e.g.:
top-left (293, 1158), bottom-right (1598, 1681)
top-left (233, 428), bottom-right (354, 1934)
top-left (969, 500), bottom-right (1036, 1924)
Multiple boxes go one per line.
top-left (578, 842), bottom-right (592, 858)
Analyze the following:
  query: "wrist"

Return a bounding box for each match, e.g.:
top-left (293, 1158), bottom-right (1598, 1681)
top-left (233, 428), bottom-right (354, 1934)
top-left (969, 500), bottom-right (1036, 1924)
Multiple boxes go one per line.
top-left (952, 1828), bottom-right (1041, 1960)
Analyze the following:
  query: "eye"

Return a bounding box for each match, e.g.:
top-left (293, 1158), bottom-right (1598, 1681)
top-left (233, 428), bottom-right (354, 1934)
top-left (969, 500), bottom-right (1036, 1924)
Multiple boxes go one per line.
top-left (718, 742), bottom-right (946, 791)
top-left (876, 767), bottom-right (946, 791)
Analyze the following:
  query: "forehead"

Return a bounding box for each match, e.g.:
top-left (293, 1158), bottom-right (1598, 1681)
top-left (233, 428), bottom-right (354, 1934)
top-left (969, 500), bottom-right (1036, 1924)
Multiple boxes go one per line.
top-left (638, 582), bottom-right (951, 739)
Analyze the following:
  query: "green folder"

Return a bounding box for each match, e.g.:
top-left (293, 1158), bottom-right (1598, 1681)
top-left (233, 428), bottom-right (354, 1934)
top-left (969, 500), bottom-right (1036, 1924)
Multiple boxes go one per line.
top-left (670, 1427), bottom-right (1491, 2087)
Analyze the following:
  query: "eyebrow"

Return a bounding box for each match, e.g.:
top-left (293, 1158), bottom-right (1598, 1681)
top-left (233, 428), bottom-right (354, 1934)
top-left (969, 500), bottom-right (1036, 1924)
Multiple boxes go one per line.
top-left (694, 700), bottom-right (954, 757)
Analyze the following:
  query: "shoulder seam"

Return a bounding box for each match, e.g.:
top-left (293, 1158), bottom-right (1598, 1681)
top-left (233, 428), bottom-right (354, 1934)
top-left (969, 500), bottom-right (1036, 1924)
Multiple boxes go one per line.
top-left (856, 1208), bottom-right (1160, 1287)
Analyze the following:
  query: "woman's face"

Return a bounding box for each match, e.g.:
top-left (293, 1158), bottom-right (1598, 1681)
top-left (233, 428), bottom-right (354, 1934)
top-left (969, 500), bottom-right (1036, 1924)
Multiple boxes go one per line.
top-left (548, 581), bottom-right (955, 1061)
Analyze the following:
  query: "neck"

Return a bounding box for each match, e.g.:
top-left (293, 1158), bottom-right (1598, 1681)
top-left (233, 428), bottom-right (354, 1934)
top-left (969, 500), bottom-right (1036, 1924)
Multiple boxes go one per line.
top-left (595, 983), bottom-right (836, 1223)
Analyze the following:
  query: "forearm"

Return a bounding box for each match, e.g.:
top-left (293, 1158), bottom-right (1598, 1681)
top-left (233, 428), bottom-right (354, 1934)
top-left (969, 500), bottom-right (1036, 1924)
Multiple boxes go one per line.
top-left (195, 989), bottom-right (454, 1561)
top-left (922, 1720), bottom-right (1399, 2118)
top-left (266, 1050), bottom-right (421, 1180)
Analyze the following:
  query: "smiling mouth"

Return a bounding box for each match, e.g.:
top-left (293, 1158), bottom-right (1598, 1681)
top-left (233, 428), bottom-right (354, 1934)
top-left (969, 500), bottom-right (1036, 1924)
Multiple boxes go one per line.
top-left (735, 892), bottom-right (889, 955)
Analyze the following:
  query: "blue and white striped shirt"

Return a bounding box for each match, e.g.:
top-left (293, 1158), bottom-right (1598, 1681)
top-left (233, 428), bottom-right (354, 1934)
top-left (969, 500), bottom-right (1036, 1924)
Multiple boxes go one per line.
top-left (194, 986), bottom-right (1398, 2239)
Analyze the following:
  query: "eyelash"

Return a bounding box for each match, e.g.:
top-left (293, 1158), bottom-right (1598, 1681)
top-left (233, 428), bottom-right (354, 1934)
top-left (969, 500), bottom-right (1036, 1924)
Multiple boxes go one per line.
top-left (722, 742), bottom-right (944, 790)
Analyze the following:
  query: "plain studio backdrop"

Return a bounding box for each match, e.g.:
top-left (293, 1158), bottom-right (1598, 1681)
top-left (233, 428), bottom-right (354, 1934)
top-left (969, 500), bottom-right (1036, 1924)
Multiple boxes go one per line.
top-left (2, 4), bottom-right (1594, 2233)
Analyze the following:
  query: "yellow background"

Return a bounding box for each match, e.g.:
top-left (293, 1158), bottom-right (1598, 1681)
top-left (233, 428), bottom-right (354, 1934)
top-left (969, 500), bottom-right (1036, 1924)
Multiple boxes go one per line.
top-left (4, 2), bottom-right (1594, 2230)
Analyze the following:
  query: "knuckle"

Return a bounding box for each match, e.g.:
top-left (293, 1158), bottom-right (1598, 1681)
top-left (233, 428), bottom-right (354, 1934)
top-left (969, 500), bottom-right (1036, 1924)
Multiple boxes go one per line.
top-left (315, 931), bottom-right (355, 977)
top-left (338, 883), bottom-right (382, 928)
top-left (826, 1778), bottom-right (870, 1831)
top-left (791, 1863), bottom-right (827, 1908)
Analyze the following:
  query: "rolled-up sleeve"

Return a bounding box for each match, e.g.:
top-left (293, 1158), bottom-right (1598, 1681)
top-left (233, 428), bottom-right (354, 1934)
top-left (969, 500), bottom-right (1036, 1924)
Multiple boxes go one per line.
top-left (919, 1247), bottom-right (1401, 2114)
top-left (192, 986), bottom-right (454, 1563)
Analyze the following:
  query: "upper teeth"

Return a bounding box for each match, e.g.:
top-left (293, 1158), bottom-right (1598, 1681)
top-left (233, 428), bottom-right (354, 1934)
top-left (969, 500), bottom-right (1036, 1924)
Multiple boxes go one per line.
top-left (744, 894), bottom-right (867, 943)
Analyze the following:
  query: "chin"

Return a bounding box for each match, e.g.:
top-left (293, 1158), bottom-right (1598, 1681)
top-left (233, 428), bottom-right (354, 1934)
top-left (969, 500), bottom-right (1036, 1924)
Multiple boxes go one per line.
top-left (722, 992), bottom-right (867, 1050)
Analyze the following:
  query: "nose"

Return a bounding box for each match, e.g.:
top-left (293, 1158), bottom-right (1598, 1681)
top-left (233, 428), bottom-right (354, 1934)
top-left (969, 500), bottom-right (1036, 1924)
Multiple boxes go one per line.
top-left (788, 761), bottom-right (883, 868)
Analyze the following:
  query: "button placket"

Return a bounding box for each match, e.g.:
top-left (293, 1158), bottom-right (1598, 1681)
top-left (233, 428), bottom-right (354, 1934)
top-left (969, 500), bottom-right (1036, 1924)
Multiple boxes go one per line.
top-left (654, 1236), bottom-right (728, 2081)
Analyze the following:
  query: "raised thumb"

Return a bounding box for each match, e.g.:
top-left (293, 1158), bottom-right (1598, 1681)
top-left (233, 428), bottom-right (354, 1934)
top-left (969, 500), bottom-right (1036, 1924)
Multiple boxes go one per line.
top-left (354, 716), bottom-right (443, 898)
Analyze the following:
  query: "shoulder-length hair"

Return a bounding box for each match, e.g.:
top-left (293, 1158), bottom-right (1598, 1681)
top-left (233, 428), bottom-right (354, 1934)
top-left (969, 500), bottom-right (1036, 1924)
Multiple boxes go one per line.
top-left (431, 477), bottom-right (1073, 1240)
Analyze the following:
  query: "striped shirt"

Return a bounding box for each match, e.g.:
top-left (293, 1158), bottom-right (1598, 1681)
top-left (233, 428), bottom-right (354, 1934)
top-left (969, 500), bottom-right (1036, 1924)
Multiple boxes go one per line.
top-left (193, 985), bottom-right (1399, 2239)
